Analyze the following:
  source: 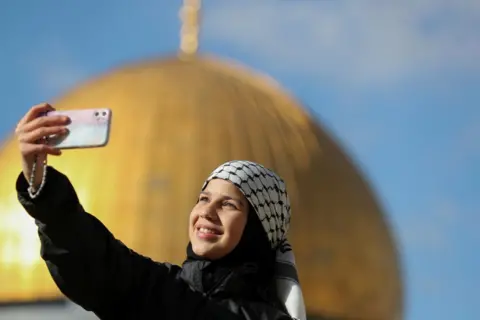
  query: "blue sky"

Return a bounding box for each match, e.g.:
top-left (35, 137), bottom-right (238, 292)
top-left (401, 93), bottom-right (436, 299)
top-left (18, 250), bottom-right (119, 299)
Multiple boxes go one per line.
top-left (1, 0), bottom-right (479, 319)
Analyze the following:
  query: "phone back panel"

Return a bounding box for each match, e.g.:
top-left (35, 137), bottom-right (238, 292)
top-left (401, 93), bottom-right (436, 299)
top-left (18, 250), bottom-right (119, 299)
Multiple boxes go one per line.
top-left (45, 108), bottom-right (112, 149)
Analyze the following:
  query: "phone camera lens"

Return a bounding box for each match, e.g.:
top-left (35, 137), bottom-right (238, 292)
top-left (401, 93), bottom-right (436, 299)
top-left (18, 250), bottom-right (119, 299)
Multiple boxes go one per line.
top-left (94, 112), bottom-right (99, 117)
top-left (102, 111), bottom-right (106, 116)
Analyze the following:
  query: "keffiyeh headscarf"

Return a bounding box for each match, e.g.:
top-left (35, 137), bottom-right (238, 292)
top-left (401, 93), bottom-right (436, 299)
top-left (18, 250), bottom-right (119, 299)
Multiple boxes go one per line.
top-left (202, 160), bottom-right (307, 320)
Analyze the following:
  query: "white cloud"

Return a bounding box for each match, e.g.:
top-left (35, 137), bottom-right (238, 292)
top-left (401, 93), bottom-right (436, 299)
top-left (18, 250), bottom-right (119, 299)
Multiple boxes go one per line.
top-left (203, 0), bottom-right (480, 87)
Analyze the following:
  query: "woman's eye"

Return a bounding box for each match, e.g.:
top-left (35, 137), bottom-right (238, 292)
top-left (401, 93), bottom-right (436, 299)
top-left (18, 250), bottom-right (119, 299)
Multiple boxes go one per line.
top-left (223, 202), bottom-right (237, 209)
top-left (199, 196), bottom-right (208, 202)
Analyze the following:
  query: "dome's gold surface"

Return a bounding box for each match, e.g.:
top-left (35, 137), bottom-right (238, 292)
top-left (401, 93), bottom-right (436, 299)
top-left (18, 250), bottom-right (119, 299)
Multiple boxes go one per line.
top-left (0, 56), bottom-right (402, 319)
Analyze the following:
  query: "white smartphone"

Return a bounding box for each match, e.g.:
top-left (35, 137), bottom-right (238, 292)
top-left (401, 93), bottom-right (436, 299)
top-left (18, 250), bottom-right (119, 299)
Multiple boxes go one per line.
top-left (43, 108), bottom-right (112, 149)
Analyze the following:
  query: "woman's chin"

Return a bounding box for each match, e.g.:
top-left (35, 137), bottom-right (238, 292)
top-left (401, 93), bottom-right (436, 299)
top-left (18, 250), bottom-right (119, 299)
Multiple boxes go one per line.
top-left (192, 243), bottom-right (225, 260)
top-left (192, 244), bottom-right (213, 256)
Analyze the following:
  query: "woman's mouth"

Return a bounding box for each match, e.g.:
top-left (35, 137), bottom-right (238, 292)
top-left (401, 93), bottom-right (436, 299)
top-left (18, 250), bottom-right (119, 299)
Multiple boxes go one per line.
top-left (196, 226), bottom-right (222, 240)
top-left (199, 227), bottom-right (218, 234)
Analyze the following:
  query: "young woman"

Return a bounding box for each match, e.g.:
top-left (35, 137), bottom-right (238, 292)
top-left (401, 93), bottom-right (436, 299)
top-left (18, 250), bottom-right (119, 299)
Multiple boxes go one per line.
top-left (15, 103), bottom-right (307, 320)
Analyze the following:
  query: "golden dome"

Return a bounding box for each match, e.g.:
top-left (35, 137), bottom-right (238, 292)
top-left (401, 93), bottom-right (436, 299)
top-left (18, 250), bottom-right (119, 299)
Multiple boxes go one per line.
top-left (0, 56), bottom-right (402, 319)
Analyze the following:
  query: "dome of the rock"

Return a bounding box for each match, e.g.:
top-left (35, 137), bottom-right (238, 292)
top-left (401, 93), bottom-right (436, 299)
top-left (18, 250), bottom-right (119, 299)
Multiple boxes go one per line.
top-left (0, 56), bottom-right (402, 319)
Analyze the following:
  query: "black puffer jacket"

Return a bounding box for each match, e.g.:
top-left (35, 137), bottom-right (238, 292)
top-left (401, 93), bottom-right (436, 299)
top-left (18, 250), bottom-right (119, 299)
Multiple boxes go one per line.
top-left (16, 167), bottom-right (293, 320)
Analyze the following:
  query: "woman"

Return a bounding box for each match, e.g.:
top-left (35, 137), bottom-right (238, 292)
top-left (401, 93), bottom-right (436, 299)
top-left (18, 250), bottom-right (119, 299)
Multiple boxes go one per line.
top-left (15, 103), bottom-right (307, 320)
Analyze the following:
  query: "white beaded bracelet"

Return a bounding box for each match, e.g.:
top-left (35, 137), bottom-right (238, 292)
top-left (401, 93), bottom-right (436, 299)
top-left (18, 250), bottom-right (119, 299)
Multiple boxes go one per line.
top-left (27, 154), bottom-right (48, 199)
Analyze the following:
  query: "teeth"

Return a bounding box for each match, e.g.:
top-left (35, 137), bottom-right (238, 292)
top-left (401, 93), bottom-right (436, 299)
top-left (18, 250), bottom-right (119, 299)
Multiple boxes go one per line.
top-left (199, 227), bottom-right (217, 235)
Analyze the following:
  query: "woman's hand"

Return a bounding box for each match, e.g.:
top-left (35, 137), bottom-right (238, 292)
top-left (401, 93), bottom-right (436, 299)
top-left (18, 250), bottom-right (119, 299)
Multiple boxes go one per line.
top-left (15, 103), bottom-right (69, 188)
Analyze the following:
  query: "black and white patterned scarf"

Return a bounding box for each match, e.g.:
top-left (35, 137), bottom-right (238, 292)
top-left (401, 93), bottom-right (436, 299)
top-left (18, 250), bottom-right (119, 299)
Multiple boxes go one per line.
top-left (203, 160), bottom-right (307, 320)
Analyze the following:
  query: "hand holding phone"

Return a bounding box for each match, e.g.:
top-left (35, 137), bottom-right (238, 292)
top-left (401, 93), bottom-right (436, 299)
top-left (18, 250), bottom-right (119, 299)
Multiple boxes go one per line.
top-left (16, 104), bottom-right (112, 189)
top-left (44, 108), bottom-right (112, 149)
top-left (16, 103), bottom-right (67, 188)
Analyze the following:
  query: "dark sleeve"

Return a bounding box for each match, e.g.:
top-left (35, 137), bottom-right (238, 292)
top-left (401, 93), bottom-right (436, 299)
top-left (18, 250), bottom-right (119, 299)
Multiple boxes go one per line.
top-left (15, 167), bottom-right (179, 318)
top-left (16, 167), bottom-right (256, 320)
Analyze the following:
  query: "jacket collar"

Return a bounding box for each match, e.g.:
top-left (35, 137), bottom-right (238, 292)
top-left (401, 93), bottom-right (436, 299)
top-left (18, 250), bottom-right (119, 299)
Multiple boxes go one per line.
top-left (180, 259), bottom-right (262, 299)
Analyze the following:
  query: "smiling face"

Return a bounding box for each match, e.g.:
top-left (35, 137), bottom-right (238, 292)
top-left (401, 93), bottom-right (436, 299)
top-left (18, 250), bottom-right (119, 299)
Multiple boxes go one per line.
top-left (189, 179), bottom-right (249, 260)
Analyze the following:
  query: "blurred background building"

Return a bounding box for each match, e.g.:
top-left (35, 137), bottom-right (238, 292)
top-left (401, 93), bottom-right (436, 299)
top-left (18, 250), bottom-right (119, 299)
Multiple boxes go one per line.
top-left (0, 55), bottom-right (403, 319)
top-left (1, 0), bottom-right (478, 319)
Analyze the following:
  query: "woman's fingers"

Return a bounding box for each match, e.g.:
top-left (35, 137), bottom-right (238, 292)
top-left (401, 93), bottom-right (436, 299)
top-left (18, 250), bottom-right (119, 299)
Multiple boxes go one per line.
top-left (19, 126), bottom-right (68, 144)
top-left (20, 114), bottom-right (69, 135)
top-left (15, 103), bottom-right (70, 136)
top-left (20, 143), bottom-right (62, 157)
top-left (16, 103), bottom-right (55, 130)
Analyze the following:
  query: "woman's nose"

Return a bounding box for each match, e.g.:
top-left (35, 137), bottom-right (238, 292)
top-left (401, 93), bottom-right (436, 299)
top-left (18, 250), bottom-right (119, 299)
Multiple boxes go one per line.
top-left (200, 207), bottom-right (218, 221)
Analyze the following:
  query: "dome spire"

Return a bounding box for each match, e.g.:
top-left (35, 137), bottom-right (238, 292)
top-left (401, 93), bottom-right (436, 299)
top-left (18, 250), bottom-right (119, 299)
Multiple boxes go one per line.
top-left (179, 0), bottom-right (201, 57)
